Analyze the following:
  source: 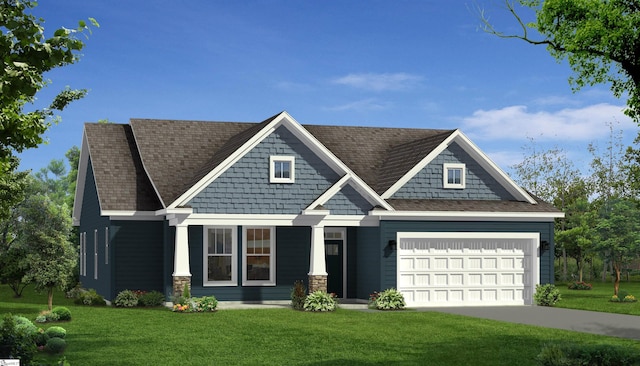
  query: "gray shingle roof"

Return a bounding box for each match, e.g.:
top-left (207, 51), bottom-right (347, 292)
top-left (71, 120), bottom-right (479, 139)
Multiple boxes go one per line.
top-left (82, 115), bottom-right (559, 215)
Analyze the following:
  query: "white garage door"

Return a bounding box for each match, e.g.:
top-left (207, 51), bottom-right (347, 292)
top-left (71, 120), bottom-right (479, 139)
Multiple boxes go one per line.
top-left (397, 232), bottom-right (539, 307)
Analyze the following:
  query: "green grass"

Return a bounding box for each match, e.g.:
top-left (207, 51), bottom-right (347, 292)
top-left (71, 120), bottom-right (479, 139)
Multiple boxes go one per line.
top-left (556, 280), bottom-right (640, 315)
top-left (1, 285), bottom-right (639, 365)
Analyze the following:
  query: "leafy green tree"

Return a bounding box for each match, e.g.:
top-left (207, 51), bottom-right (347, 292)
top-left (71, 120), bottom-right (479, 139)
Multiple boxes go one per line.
top-left (595, 199), bottom-right (640, 295)
top-left (19, 194), bottom-right (75, 310)
top-left (555, 197), bottom-right (595, 282)
top-left (0, 1), bottom-right (97, 219)
top-left (480, 0), bottom-right (640, 121)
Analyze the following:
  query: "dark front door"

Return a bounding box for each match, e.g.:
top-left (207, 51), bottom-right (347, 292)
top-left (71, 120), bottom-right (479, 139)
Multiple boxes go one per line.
top-left (325, 239), bottom-right (343, 298)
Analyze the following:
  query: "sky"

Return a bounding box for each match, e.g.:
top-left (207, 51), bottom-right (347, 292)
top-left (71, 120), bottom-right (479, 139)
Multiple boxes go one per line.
top-left (17, 0), bottom-right (637, 178)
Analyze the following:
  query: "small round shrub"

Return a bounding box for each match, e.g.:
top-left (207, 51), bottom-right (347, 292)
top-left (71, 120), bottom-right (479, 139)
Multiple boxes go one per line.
top-left (45, 326), bottom-right (67, 339)
top-left (303, 291), bottom-right (337, 312)
top-left (194, 296), bottom-right (218, 312)
top-left (74, 288), bottom-right (106, 306)
top-left (13, 315), bottom-right (38, 335)
top-left (0, 314), bottom-right (36, 364)
top-left (52, 306), bottom-right (72, 321)
top-left (114, 290), bottom-right (139, 307)
top-left (45, 337), bottom-right (67, 354)
top-left (534, 284), bottom-right (561, 306)
top-left (374, 288), bottom-right (406, 310)
top-left (35, 329), bottom-right (49, 347)
top-left (138, 290), bottom-right (165, 307)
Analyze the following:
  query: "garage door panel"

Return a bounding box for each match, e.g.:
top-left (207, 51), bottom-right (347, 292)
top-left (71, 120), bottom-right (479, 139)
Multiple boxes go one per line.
top-left (397, 233), bottom-right (538, 307)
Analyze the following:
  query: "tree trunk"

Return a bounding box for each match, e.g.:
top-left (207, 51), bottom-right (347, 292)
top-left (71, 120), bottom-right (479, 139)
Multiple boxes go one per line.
top-left (613, 262), bottom-right (621, 296)
top-left (48, 287), bottom-right (54, 311)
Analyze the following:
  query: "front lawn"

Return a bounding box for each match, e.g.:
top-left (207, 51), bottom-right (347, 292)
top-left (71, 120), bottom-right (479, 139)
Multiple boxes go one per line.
top-left (556, 281), bottom-right (640, 315)
top-left (1, 286), bottom-right (639, 365)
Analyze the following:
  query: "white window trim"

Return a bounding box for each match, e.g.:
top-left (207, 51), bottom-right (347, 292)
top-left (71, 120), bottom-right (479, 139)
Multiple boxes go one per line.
top-left (269, 156), bottom-right (295, 183)
top-left (242, 226), bottom-right (276, 286)
top-left (203, 226), bottom-right (238, 287)
top-left (93, 229), bottom-right (98, 280)
top-left (443, 163), bottom-right (466, 189)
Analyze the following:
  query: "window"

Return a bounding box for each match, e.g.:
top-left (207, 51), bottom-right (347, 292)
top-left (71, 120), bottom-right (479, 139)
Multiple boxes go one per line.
top-left (269, 156), bottom-right (295, 183)
top-left (204, 227), bottom-right (237, 286)
top-left (443, 163), bottom-right (465, 189)
top-left (94, 229), bottom-right (98, 280)
top-left (243, 227), bottom-right (275, 286)
top-left (105, 227), bottom-right (109, 265)
top-left (79, 233), bottom-right (85, 277)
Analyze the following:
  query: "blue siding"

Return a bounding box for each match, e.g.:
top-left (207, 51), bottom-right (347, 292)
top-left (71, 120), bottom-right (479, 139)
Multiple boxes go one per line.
top-left (392, 142), bottom-right (515, 200)
top-left (78, 158), bottom-right (111, 299)
top-left (378, 221), bottom-right (555, 291)
top-left (354, 227), bottom-right (382, 299)
top-left (325, 184), bottom-right (373, 215)
top-left (189, 126), bottom-right (341, 214)
top-left (188, 226), bottom-right (311, 301)
top-left (112, 221), bottom-right (164, 299)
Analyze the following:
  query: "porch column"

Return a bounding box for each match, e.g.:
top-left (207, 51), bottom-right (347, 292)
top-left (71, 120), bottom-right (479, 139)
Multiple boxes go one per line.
top-left (172, 223), bottom-right (191, 297)
top-left (308, 224), bottom-right (327, 293)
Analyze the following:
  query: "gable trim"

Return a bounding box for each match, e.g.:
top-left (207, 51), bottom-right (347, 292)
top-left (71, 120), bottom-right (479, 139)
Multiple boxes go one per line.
top-left (72, 129), bottom-right (93, 226)
top-left (170, 111), bottom-right (393, 211)
top-left (381, 130), bottom-right (537, 204)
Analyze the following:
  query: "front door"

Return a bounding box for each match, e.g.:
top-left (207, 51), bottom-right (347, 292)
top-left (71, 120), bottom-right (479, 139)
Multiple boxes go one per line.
top-left (325, 239), bottom-right (343, 298)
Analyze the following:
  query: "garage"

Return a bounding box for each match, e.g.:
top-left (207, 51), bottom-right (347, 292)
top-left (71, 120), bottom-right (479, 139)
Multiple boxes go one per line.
top-left (397, 232), bottom-right (539, 307)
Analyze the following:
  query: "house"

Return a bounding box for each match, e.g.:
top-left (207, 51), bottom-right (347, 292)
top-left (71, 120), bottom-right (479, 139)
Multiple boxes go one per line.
top-left (72, 111), bottom-right (563, 307)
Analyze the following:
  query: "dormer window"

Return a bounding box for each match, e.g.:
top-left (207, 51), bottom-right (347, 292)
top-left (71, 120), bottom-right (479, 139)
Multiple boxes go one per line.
top-left (270, 156), bottom-right (295, 183)
top-left (443, 163), bottom-right (465, 189)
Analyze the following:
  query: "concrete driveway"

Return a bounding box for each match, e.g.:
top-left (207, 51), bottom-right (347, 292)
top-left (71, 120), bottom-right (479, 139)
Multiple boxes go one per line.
top-left (425, 306), bottom-right (640, 340)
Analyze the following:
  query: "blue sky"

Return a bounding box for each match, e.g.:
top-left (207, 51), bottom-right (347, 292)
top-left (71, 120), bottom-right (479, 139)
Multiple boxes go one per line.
top-left (19, 1), bottom-right (636, 177)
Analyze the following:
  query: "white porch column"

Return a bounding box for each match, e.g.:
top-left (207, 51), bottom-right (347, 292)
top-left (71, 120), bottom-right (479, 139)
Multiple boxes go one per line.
top-left (308, 224), bottom-right (327, 293)
top-left (172, 223), bottom-right (191, 296)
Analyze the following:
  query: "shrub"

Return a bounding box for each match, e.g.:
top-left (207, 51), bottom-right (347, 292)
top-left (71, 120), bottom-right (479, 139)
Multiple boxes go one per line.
top-left (182, 283), bottom-right (191, 298)
top-left (139, 291), bottom-right (165, 307)
top-left (172, 303), bottom-right (192, 312)
top-left (194, 296), bottom-right (218, 312)
top-left (14, 315), bottom-right (38, 335)
top-left (52, 306), bottom-right (72, 321)
top-left (534, 284), bottom-right (561, 306)
top-left (374, 288), bottom-right (406, 310)
top-left (35, 310), bottom-right (60, 323)
top-left (290, 280), bottom-right (307, 310)
top-left (45, 336), bottom-right (67, 354)
top-left (66, 283), bottom-right (85, 299)
top-left (35, 328), bottom-right (49, 347)
top-left (74, 288), bottom-right (106, 306)
top-left (567, 281), bottom-right (592, 290)
top-left (536, 343), bottom-right (640, 365)
top-left (114, 289), bottom-right (139, 307)
top-left (45, 326), bottom-right (67, 339)
top-left (303, 291), bottom-right (337, 312)
top-left (0, 314), bottom-right (37, 364)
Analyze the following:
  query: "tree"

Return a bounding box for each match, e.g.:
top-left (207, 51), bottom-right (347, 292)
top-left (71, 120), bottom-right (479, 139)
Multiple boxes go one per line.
top-left (19, 194), bottom-right (75, 310)
top-left (479, 0), bottom-right (640, 122)
top-left (0, 1), bottom-right (97, 218)
top-left (594, 199), bottom-right (640, 296)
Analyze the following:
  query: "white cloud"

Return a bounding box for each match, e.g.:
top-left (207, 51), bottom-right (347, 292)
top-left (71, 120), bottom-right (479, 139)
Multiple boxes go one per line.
top-left (332, 72), bottom-right (423, 92)
top-left (326, 98), bottom-right (391, 112)
top-left (462, 103), bottom-right (635, 141)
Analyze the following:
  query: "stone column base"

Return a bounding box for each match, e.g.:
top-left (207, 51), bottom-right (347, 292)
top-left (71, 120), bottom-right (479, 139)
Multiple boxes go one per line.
top-left (308, 274), bottom-right (327, 293)
top-left (173, 275), bottom-right (192, 297)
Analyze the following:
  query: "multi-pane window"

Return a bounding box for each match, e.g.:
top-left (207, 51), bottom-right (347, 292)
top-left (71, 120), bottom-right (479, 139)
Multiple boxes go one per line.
top-left (243, 227), bottom-right (275, 285)
top-left (443, 163), bottom-right (466, 189)
top-left (204, 227), bottom-right (236, 286)
top-left (269, 156), bottom-right (295, 183)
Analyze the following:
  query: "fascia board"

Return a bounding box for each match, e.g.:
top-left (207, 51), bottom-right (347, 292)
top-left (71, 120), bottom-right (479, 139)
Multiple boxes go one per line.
top-left (374, 210), bottom-right (564, 222)
top-left (72, 129), bottom-right (90, 226)
top-left (452, 131), bottom-right (537, 204)
top-left (103, 210), bottom-right (164, 221)
top-left (305, 174), bottom-right (352, 210)
top-left (381, 131), bottom-right (457, 199)
top-left (168, 114), bottom-right (285, 208)
top-left (178, 213), bottom-right (380, 227)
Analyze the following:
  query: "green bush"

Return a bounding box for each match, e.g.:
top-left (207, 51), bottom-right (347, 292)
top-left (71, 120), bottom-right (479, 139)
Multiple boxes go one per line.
top-left (290, 280), bottom-right (307, 310)
top-left (303, 291), bottom-right (337, 312)
top-left (534, 284), bottom-right (561, 306)
top-left (45, 326), bottom-right (67, 339)
top-left (35, 310), bottom-right (60, 323)
top-left (35, 328), bottom-right (49, 347)
top-left (13, 315), bottom-right (38, 335)
top-left (52, 306), bottom-right (72, 321)
top-left (114, 289), bottom-right (139, 307)
top-left (0, 314), bottom-right (37, 364)
top-left (194, 296), bottom-right (218, 312)
top-left (374, 288), bottom-right (406, 310)
top-left (45, 336), bottom-right (67, 354)
top-left (182, 283), bottom-right (191, 298)
top-left (66, 283), bottom-right (85, 299)
top-left (536, 343), bottom-right (640, 365)
top-left (138, 290), bottom-right (165, 307)
top-left (74, 288), bottom-right (106, 306)
top-left (567, 281), bottom-right (592, 290)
